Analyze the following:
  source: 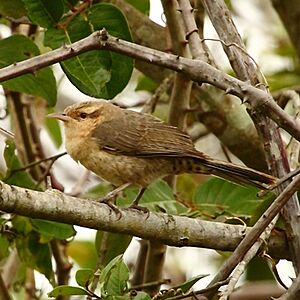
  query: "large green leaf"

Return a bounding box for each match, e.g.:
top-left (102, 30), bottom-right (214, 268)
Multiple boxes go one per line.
top-left (95, 232), bottom-right (132, 267)
top-left (44, 3), bottom-right (133, 99)
top-left (31, 219), bottom-right (76, 240)
top-left (100, 255), bottom-right (129, 297)
top-left (193, 178), bottom-right (275, 223)
top-left (23, 0), bottom-right (64, 27)
top-left (0, 35), bottom-right (57, 106)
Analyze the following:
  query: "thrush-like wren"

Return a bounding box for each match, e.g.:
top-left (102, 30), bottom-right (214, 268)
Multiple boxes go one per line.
top-left (48, 101), bottom-right (276, 211)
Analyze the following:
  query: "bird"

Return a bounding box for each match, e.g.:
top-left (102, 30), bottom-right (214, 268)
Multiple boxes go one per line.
top-left (48, 100), bottom-right (277, 213)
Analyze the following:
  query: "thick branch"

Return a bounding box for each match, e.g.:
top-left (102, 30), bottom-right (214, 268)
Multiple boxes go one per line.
top-left (0, 30), bottom-right (299, 142)
top-left (0, 181), bottom-right (288, 259)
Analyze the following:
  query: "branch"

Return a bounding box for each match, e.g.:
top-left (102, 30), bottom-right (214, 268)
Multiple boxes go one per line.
top-left (0, 29), bottom-right (300, 142)
top-left (0, 180), bottom-right (288, 259)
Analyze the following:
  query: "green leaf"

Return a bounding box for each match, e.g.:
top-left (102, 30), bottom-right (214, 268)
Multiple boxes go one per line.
top-left (44, 3), bottom-right (133, 99)
top-left (125, 0), bottom-right (150, 15)
top-left (23, 0), bottom-right (64, 27)
top-left (12, 216), bottom-right (32, 235)
top-left (16, 232), bottom-right (54, 281)
top-left (175, 274), bottom-right (208, 293)
top-left (192, 178), bottom-right (275, 222)
top-left (246, 256), bottom-right (274, 281)
top-left (48, 285), bottom-right (89, 297)
top-left (100, 255), bottom-right (129, 296)
top-left (31, 219), bottom-right (76, 240)
top-left (135, 75), bottom-right (157, 92)
top-left (0, 35), bottom-right (57, 106)
top-left (68, 240), bottom-right (98, 268)
top-left (3, 140), bottom-right (36, 189)
top-left (0, 0), bottom-right (27, 18)
top-left (117, 180), bottom-right (188, 215)
top-left (75, 268), bottom-right (94, 287)
top-left (0, 235), bottom-right (10, 260)
top-left (95, 232), bottom-right (132, 267)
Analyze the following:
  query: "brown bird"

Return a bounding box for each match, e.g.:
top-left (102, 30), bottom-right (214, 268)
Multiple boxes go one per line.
top-left (48, 101), bottom-right (276, 212)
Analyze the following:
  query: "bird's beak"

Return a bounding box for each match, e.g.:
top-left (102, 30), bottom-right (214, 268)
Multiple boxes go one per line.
top-left (47, 112), bottom-right (70, 122)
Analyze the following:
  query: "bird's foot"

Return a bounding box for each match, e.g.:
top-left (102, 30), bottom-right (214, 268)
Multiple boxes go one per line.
top-left (99, 196), bottom-right (122, 220)
top-left (128, 203), bottom-right (150, 218)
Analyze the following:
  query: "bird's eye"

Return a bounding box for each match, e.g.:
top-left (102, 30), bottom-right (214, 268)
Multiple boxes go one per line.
top-left (80, 112), bottom-right (87, 119)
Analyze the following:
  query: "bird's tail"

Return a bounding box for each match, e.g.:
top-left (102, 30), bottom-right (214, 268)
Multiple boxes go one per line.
top-left (186, 157), bottom-right (276, 189)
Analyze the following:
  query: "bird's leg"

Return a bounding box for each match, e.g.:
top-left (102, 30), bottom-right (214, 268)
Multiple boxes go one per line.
top-left (99, 183), bottom-right (131, 216)
top-left (129, 187), bottom-right (149, 214)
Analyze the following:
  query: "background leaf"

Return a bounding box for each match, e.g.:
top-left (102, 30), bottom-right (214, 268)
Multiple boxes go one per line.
top-left (31, 219), bottom-right (76, 240)
top-left (3, 140), bottom-right (36, 189)
top-left (192, 178), bottom-right (275, 223)
top-left (0, 0), bottom-right (26, 18)
top-left (44, 3), bottom-right (133, 99)
top-left (23, 0), bottom-right (64, 27)
top-left (16, 232), bottom-right (54, 282)
top-left (0, 35), bottom-right (57, 106)
top-left (125, 0), bottom-right (150, 15)
top-left (95, 232), bottom-right (132, 267)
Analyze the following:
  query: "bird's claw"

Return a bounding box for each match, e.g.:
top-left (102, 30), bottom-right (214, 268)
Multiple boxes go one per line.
top-left (98, 197), bottom-right (122, 220)
top-left (128, 204), bottom-right (150, 218)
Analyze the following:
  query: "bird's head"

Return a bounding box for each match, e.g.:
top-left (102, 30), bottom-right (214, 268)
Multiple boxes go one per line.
top-left (47, 101), bottom-right (116, 137)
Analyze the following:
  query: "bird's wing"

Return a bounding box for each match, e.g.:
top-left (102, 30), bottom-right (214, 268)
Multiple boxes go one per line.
top-left (91, 110), bottom-right (201, 157)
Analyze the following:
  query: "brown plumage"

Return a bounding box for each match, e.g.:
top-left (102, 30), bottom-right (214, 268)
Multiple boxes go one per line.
top-left (48, 101), bottom-right (276, 210)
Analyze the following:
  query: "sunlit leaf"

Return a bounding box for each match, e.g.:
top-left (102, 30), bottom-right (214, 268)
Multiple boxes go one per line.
top-left (100, 255), bottom-right (129, 296)
top-left (68, 240), bottom-right (98, 269)
top-left (75, 268), bottom-right (94, 287)
top-left (48, 285), bottom-right (89, 297)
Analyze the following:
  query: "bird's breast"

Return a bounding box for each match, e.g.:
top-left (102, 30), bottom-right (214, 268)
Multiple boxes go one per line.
top-left (65, 134), bottom-right (174, 186)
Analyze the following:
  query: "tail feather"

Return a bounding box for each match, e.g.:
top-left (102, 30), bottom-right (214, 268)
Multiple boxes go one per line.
top-left (192, 158), bottom-right (276, 189)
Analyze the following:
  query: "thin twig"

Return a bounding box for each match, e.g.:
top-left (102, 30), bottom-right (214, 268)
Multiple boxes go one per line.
top-left (158, 278), bottom-right (230, 300)
top-left (9, 152), bottom-right (66, 175)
